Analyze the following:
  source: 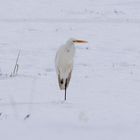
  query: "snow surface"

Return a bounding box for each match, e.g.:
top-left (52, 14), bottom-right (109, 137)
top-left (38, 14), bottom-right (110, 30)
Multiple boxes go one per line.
top-left (0, 0), bottom-right (140, 140)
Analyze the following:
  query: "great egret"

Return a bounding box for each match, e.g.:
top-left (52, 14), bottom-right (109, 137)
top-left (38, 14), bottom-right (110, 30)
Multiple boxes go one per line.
top-left (55, 38), bottom-right (88, 101)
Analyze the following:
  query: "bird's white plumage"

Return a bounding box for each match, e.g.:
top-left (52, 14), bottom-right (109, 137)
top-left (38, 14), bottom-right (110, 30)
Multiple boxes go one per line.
top-left (55, 38), bottom-right (75, 89)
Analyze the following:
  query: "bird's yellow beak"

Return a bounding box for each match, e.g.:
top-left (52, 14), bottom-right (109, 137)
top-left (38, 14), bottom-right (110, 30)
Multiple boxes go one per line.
top-left (73, 40), bottom-right (88, 44)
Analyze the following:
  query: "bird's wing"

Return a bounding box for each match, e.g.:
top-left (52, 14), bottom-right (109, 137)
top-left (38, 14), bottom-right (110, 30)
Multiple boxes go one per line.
top-left (58, 74), bottom-right (63, 89)
top-left (66, 70), bottom-right (72, 88)
top-left (55, 51), bottom-right (58, 73)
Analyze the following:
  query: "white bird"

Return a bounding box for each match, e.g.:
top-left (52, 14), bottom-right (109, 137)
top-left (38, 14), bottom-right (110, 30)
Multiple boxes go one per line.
top-left (55, 38), bottom-right (88, 100)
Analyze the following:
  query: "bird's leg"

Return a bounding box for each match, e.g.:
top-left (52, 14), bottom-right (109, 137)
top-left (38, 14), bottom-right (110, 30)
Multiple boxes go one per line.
top-left (65, 79), bottom-right (67, 101)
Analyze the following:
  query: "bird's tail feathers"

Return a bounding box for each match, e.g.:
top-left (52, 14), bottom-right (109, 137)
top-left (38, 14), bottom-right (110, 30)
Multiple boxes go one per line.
top-left (58, 71), bottom-right (72, 90)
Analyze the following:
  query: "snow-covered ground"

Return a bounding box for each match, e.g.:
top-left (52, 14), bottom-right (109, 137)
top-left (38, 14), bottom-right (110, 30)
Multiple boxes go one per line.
top-left (0, 0), bottom-right (140, 139)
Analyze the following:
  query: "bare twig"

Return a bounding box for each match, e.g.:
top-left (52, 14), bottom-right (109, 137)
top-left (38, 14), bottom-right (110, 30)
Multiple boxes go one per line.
top-left (10, 50), bottom-right (21, 77)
